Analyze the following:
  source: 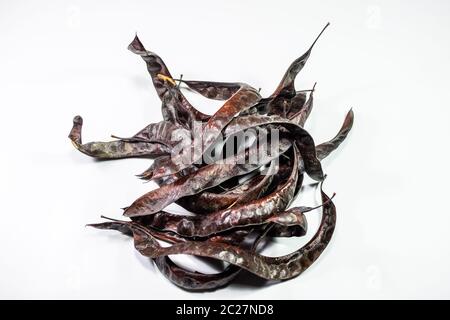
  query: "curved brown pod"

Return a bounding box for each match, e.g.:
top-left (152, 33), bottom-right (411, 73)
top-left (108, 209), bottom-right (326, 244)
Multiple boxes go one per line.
top-left (155, 224), bottom-right (274, 291)
top-left (128, 35), bottom-right (209, 127)
top-left (224, 115), bottom-right (324, 181)
top-left (177, 160), bottom-right (277, 214)
top-left (290, 84), bottom-right (316, 127)
top-left (267, 91), bottom-right (307, 118)
top-left (177, 79), bottom-right (244, 101)
top-left (131, 147), bottom-right (301, 237)
top-left (118, 187), bottom-right (335, 280)
top-left (88, 220), bottom-right (245, 291)
top-left (123, 139), bottom-right (292, 217)
top-left (316, 109), bottom-right (354, 160)
top-left (74, 24), bottom-right (353, 290)
top-left (161, 83), bottom-right (262, 176)
top-left (69, 116), bottom-right (169, 159)
top-left (113, 121), bottom-right (189, 146)
top-left (154, 258), bottom-right (241, 291)
top-left (87, 220), bottom-right (186, 244)
top-left (271, 23), bottom-right (329, 98)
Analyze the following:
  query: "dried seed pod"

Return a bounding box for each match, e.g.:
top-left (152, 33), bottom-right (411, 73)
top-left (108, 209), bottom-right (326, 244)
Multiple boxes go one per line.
top-left (74, 23), bottom-right (353, 290)
top-left (224, 115), bottom-right (324, 181)
top-left (123, 139), bottom-right (292, 217)
top-left (102, 187), bottom-right (335, 280)
top-left (177, 79), bottom-right (244, 101)
top-left (316, 109), bottom-right (354, 160)
top-left (159, 83), bottom-right (262, 176)
top-left (177, 160), bottom-right (277, 213)
top-left (69, 116), bottom-right (169, 159)
top-left (128, 35), bottom-right (209, 127)
top-left (88, 220), bottom-right (246, 291)
top-left (130, 147), bottom-right (301, 236)
top-left (271, 23), bottom-right (329, 98)
top-left (290, 83), bottom-right (316, 126)
top-left (267, 91), bottom-right (307, 118)
top-left (113, 120), bottom-right (189, 146)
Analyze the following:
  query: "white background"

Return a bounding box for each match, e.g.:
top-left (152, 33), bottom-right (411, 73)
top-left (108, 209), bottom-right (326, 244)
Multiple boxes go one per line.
top-left (1, 0), bottom-right (449, 299)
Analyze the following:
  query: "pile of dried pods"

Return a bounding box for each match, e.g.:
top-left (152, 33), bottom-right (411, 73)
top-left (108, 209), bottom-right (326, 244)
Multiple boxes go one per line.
top-left (69, 23), bottom-right (354, 290)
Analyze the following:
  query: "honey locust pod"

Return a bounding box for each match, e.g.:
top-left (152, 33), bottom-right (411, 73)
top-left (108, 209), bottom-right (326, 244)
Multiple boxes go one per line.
top-left (72, 23), bottom-right (354, 290)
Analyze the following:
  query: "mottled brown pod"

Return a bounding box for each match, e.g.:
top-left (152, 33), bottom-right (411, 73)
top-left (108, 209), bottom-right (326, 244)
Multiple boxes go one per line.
top-left (72, 23), bottom-right (354, 290)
